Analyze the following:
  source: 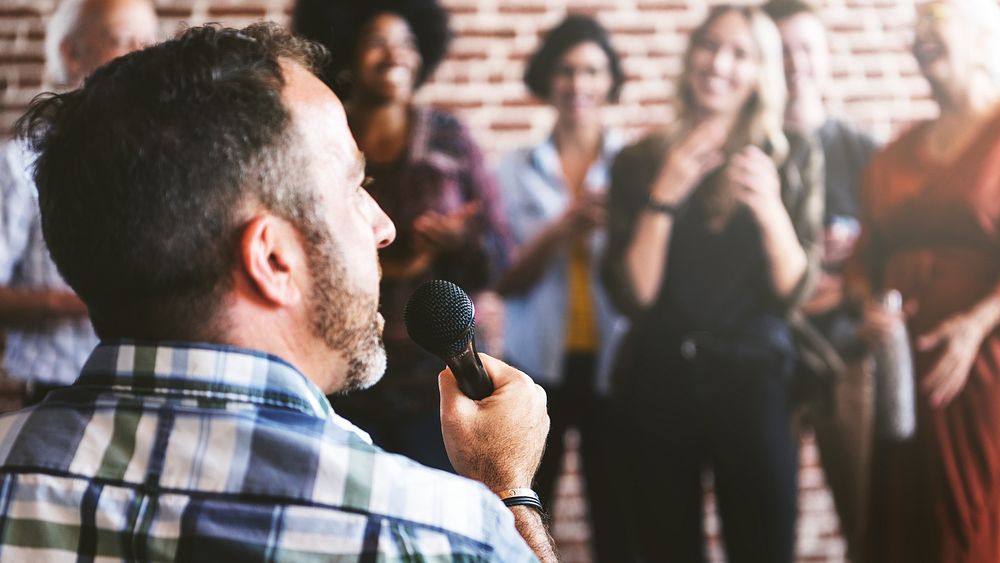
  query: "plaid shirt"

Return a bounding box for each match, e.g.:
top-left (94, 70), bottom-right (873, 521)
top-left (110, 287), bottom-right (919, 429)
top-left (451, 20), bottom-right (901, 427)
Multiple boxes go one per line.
top-left (0, 341), bottom-right (537, 561)
top-left (0, 139), bottom-right (98, 384)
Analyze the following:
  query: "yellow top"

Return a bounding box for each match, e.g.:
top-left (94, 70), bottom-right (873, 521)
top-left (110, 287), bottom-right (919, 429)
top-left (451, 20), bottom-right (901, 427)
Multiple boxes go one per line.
top-left (565, 239), bottom-right (597, 352)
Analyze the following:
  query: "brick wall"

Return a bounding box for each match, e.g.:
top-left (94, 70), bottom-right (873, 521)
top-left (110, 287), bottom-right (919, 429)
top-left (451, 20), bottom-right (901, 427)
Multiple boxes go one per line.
top-left (0, 0), bottom-right (937, 561)
top-left (0, 0), bottom-right (934, 146)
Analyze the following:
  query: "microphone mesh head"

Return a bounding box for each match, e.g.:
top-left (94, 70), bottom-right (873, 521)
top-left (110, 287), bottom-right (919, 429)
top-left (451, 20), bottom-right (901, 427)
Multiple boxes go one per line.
top-left (404, 279), bottom-right (476, 358)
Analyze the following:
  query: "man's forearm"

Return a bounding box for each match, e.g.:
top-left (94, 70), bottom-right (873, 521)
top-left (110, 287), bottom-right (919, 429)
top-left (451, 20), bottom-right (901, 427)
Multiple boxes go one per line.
top-left (509, 506), bottom-right (559, 562)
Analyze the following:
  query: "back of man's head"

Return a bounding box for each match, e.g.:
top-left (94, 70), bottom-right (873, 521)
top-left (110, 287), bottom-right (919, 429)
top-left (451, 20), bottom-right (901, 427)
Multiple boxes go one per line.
top-left (19, 23), bottom-right (328, 340)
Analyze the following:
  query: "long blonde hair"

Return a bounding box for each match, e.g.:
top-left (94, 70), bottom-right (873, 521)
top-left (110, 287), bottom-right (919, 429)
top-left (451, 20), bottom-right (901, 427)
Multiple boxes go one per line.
top-left (673, 5), bottom-right (788, 162)
top-left (670, 5), bottom-right (788, 228)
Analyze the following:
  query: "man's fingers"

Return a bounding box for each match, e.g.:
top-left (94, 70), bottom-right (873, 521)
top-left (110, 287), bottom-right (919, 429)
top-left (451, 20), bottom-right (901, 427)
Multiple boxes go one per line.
top-left (438, 369), bottom-right (478, 417)
top-left (478, 353), bottom-right (530, 390)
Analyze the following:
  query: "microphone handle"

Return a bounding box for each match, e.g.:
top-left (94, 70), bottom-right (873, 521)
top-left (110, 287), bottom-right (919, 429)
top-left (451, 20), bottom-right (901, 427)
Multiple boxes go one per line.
top-left (444, 335), bottom-right (494, 400)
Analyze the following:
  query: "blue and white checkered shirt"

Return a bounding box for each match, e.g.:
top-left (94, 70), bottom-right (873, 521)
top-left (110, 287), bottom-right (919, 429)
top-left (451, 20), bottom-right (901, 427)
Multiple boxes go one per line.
top-left (0, 139), bottom-right (97, 384)
top-left (0, 341), bottom-right (537, 561)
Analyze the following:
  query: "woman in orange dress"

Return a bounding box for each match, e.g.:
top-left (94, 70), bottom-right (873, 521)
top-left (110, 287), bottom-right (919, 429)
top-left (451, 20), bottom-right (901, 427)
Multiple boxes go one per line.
top-left (854, 1), bottom-right (1000, 561)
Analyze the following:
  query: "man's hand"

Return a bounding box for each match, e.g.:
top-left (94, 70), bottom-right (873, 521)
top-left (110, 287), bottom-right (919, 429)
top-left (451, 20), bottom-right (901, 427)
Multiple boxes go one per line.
top-left (438, 354), bottom-right (549, 491)
top-left (439, 355), bottom-right (557, 562)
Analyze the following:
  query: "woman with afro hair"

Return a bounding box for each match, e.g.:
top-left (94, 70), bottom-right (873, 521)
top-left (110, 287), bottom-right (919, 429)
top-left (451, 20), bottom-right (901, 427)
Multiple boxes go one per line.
top-left (293, 0), bottom-right (509, 472)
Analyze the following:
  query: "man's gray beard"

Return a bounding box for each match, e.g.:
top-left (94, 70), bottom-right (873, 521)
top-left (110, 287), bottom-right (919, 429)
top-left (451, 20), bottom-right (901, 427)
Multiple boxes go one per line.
top-left (304, 230), bottom-right (387, 394)
top-left (339, 342), bottom-right (386, 393)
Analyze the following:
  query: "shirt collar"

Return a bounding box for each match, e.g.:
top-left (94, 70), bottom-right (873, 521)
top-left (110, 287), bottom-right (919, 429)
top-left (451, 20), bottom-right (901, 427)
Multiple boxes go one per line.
top-left (76, 341), bottom-right (336, 420)
top-left (529, 128), bottom-right (624, 189)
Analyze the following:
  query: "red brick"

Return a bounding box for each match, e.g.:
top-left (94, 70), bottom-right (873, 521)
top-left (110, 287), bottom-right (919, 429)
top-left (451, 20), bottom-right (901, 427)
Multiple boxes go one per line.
top-left (498, 4), bottom-right (549, 15)
top-left (0, 8), bottom-right (43, 19)
top-left (206, 7), bottom-right (268, 18)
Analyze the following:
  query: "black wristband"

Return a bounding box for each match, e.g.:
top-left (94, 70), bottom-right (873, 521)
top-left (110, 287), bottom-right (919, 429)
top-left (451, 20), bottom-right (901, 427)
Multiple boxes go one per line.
top-left (498, 488), bottom-right (545, 514)
top-left (645, 195), bottom-right (680, 215)
top-left (502, 496), bottom-right (545, 513)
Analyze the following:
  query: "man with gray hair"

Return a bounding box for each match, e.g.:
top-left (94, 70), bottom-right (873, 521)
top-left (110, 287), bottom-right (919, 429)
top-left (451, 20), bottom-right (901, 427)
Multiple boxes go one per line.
top-left (0, 0), bottom-right (157, 404)
top-left (5, 21), bottom-right (555, 561)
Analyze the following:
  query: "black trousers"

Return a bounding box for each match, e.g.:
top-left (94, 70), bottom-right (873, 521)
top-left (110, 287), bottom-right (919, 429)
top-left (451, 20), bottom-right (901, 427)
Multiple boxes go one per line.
top-left (532, 353), bottom-right (634, 563)
top-left (611, 339), bottom-right (798, 563)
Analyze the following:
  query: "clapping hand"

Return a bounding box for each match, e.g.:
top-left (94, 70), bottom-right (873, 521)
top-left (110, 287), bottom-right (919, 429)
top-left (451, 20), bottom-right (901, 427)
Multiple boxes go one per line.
top-left (729, 145), bottom-right (783, 219)
top-left (649, 119), bottom-right (727, 205)
top-left (558, 190), bottom-right (606, 240)
top-left (413, 201), bottom-right (481, 255)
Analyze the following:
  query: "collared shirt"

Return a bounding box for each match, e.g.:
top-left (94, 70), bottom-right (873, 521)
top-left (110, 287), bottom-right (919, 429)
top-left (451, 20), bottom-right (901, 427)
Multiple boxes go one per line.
top-left (0, 139), bottom-right (98, 384)
top-left (0, 341), bottom-right (536, 561)
top-left (497, 131), bottom-right (628, 393)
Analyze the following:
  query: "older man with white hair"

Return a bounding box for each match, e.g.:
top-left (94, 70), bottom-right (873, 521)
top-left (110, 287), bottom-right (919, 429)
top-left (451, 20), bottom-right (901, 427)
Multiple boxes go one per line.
top-left (0, 0), bottom-right (157, 404)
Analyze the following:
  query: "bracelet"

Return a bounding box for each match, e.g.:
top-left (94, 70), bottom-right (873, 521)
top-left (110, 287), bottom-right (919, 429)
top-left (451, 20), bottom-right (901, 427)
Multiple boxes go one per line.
top-left (497, 488), bottom-right (545, 514)
top-left (645, 195), bottom-right (681, 215)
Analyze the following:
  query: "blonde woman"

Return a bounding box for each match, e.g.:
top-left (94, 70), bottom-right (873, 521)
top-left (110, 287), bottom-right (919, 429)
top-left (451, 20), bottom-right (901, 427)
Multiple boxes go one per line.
top-left (601, 5), bottom-right (822, 561)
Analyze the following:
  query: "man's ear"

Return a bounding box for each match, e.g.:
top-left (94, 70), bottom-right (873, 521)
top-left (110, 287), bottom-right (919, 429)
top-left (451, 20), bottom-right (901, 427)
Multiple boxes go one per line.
top-left (238, 215), bottom-right (306, 307)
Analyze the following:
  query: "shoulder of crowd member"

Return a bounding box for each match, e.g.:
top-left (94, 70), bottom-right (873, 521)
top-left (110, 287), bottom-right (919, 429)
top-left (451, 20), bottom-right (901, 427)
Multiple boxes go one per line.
top-left (608, 129), bottom-right (672, 201)
top-left (618, 128), bottom-right (672, 168)
top-left (0, 139), bottom-right (36, 281)
top-left (777, 127), bottom-right (824, 311)
top-left (599, 129), bottom-right (674, 321)
top-left (495, 146), bottom-right (535, 194)
top-left (779, 127), bottom-right (824, 200)
top-left (782, 127), bottom-right (819, 168)
top-left (0, 138), bottom-right (33, 192)
top-left (423, 106), bottom-right (478, 156)
top-left (829, 118), bottom-right (878, 145)
top-left (871, 120), bottom-right (927, 165)
top-left (825, 118), bottom-right (881, 161)
top-left (497, 144), bottom-right (535, 174)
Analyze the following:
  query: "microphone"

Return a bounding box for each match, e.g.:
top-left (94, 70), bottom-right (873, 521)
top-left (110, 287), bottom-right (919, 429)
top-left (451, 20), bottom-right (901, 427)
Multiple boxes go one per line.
top-left (404, 279), bottom-right (494, 400)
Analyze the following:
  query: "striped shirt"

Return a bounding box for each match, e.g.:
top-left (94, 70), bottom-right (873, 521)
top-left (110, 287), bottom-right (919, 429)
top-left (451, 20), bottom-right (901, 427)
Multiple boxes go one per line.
top-left (0, 139), bottom-right (98, 384)
top-left (0, 341), bottom-right (537, 561)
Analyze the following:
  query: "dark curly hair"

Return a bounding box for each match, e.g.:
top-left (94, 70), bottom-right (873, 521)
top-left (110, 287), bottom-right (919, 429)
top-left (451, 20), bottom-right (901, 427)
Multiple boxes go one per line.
top-left (523, 14), bottom-right (625, 102)
top-left (15, 23), bottom-right (330, 340)
top-left (762, 0), bottom-right (819, 22)
top-left (292, 0), bottom-right (451, 98)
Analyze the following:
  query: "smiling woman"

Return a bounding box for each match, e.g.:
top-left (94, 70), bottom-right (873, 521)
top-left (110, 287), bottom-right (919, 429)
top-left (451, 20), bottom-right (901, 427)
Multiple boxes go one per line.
top-left (850, 1), bottom-right (1000, 561)
top-left (292, 0), bottom-right (509, 473)
top-left (495, 14), bottom-right (628, 562)
top-left (599, 5), bottom-right (822, 562)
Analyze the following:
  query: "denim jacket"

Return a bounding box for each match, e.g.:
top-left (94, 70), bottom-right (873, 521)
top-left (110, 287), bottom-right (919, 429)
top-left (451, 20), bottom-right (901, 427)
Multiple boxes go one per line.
top-left (497, 131), bottom-right (627, 394)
